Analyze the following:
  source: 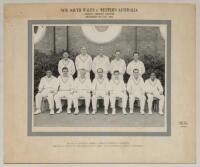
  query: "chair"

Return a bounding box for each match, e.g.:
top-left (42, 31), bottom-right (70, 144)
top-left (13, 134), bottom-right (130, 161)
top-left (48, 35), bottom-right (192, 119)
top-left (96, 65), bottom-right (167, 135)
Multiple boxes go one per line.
top-left (152, 97), bottom-right (159, 112)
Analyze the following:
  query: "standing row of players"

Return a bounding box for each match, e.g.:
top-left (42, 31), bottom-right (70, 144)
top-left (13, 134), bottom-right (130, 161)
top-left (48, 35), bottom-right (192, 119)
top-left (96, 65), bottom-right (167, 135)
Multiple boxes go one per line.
top-left (34, 47), bottom-right (165, 115)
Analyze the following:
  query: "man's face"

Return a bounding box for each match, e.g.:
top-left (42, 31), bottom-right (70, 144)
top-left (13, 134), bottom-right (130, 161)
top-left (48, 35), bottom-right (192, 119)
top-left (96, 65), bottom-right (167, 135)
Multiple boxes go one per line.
top-left (81, 47), bottom-right (87, 55)
top-left (63, 52), bottom-right (69, 60)
top-left (98, 72), bottom-right (103, 78)
top-left (133, 70), bottom-right (139, 79)
top-left (114, 72), bottom-right (119, 80)
top-left (150, 73), bottom-right (156, 81)
top-left (133, 53), bottom-right (139, 61)
top-left (80, 69), bottom-right (86, 78)
top-left (115, 51), bottom-right (120, 59)
top-left (46, 70), bottom-right (52, 78)
top-left (62, 69), bottom-right (68, 77)
top-left (98, 48), bottom-right (104, 56)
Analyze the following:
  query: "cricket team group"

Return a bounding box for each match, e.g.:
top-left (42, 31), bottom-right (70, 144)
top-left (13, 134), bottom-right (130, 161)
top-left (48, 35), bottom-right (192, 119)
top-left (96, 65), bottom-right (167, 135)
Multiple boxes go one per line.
top-left (34, 46), bottom-right (165, 116)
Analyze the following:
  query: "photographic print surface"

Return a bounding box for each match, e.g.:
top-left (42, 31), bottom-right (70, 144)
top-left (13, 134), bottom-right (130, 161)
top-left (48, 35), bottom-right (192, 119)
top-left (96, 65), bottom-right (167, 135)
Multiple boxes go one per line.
top-left (29, 20), bottom-right (171, 136)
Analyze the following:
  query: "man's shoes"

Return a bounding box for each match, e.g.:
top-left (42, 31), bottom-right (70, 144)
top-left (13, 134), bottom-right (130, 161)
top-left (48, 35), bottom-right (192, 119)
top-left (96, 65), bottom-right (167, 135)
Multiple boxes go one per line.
top-left (34, 109), bottom-right (41, 115)
top-left (159, 111), bottom-right (164, 115)
top-left (92, 110), bottom-right (96, 115)
top-left (122, 109), bottom-right (127, 115)
top-left (112, 109), bottom-right (116, 115)
top-left (104, 110), bottom-right (108, 115)
top-left (85, 109), bottom-right (90, 115)
top-left (140, 110), bottom-right (145, 115)
top-left (50, 110), bottom-right (55, 115)
top-left (74, 108), bottom-right (79, 115)
top-left (56, 108), bottom-right (62, 114)
top-left (67, 108), bottom-right (71, 114)
top-left (148, 110), bottom-right (153, 115)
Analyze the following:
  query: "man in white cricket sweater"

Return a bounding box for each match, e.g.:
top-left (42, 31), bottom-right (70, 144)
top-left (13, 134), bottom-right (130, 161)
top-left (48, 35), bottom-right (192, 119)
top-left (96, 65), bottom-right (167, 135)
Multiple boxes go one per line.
top-left (75, 46), bottom-right (92, 79)
top-left (92, 46), bottom-right (110, 78)
top-left (58, 51), bottom-right (75, 78)
top-left (127, 68), bottom-right (146, 114)
top-left (127, 52), bottom-right (145, 76)
top-left (109, 70), bottom-right (127, 115)
top-left (110, 50), bottom-right (126, 80)
top-left (92, 68), bottom-right (110, 115)
top-left (54, 67), bottom-right (74, 114)
top-left (145, 72), bottom-right (164, 115)
top-left (73, 68), bottom-right (92, 115)
top-left (35, 68), bottom-right (58, 115)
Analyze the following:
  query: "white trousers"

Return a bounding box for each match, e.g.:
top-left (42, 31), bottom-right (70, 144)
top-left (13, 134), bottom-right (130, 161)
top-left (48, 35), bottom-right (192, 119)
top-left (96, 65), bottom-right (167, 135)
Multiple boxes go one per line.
top-left (35, 90), bottom-right (54, 110)
top-left (129, 94), bottom-right (146, 111)
top-left (92, 91), bottom-right (109, 110)
top-left (110, 92), bottom-right (127, 109)
top-left (147, 93), bottom-right (164, 112)
top-left (73, 91), bottom-right (91, 108)
top-left (54, 91), bottom-right (73, 109)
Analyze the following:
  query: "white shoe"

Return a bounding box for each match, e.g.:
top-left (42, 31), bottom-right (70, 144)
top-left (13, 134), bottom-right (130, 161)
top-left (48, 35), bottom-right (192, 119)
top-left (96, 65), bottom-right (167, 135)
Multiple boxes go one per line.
top-left (34, 109), bottom-right (41, 115)
top-left (159, 111), bottom-right (164, 115)
top-left (123, 109), bottom-right (127, 115)
top-left (74, 108), bottom-right (79, 115)
top-left (92, 110), bottom-right (96, 115)
top-left (56, 108), bottom-right (62, 114)
top-left (148, 110), bottom-right (153, 115)
top-left (130, 109), bottom-right (134, 114)
top-left (50, 110), bottom-right (55, 115)
top-left (112, 109), bottom-right (116, 115)
top-left (140, 110), bottom-right (145, 115)
top-left (104, 110), bottom-right (108, 115)
top-left (67, 108), bottom-right (71, 114)
top-left (85, 109), bottom-right (89, 115)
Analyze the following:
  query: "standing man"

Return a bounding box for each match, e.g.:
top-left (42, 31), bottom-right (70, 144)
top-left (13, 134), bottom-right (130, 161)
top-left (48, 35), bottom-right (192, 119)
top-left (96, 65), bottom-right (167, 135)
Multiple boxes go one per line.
top-left (54, 67), bottom-right (74, 114)
top-left (145, 72), bottom-right (164, 115)
top-left (75, 46), bottom-right (92, 79)
top-left (92, 46), bottom-right (110, 78)
top-left (58, 51), bottom-right (75, 78)
top-left (109, 70), bottom-right (127, 115)
top-left (127, 68), bottom-right (146, 114)
top-left (110, 50), bottom-right (126, 80)
top-left (73, 68), bottom-right (92, 115)
top-left (35, 68), bottom-right (58, 115)
top-left (92, 68), bottom-right (110, 115)
top-left (127, 52), bottom-right (145, 76)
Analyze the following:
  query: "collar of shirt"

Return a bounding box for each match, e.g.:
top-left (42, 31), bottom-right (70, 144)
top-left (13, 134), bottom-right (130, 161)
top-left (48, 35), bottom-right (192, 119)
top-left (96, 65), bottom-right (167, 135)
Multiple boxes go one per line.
top-left (132, 76), bottom-right (141, 84)
top-left (149, 79), bottom-right (158, 86)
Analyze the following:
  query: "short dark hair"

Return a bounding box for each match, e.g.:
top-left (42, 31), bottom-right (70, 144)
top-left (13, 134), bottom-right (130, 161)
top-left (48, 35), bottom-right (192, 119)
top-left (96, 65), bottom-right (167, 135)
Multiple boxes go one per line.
top-left (113, 70), bottom-right (120, 74)
top-left (133, 68), bottom-right (139, 73)
top-left (45, 66), bottom-right (53, 72)
top-left (62, 67), bottom-right (68, 72)
top-left (115, 49), bottom-right (121, 53)
top-left (97, 68), bottom-right (103, 73)
top-left (133, 51), bottom-right (139, 56)
top-left (150, 72), bottom-right (156, 76)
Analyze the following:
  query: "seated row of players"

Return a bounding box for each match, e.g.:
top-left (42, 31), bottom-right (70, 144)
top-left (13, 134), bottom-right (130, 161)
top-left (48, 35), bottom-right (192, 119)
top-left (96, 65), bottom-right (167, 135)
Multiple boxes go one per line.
top-left (35, 66), bottom-right (164, 115)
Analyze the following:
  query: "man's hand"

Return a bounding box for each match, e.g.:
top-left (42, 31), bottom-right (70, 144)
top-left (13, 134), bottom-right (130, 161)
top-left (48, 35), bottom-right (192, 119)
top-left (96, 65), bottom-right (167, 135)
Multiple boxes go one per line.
top-left (38, 88), bottom-right (44, 93)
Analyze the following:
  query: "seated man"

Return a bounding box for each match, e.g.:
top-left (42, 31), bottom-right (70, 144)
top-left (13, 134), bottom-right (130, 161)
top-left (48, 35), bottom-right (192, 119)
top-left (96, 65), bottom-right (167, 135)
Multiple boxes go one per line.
top-left (145, 72), bottom-right (164, 115)
top-left (73, 68), bottom-right (92, 115)
top-left (54, 67), bottom-right (74, 114)
top-left (109, 70), bottom-right (127, 115)
top-left (35, 68), bottom-right (58, 115)
top-left (127, 68), bottom-right (146, 114)
top-left (92, 68), bottom-right (109, 115)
